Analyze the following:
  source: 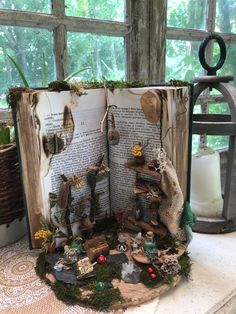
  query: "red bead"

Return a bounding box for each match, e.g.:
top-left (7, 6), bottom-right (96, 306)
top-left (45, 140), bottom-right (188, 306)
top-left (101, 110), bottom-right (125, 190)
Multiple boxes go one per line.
top-left (147, 267), bottom-right (153, 273)
top-left (151, 273), bottom-right (157, 279)
top-left (97, 255), bottom-right (106, 264)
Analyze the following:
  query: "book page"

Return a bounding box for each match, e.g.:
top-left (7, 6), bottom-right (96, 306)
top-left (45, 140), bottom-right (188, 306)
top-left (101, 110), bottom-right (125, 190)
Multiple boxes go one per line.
top-left (18, 89), bottom-right (109, 247)
top-left (108, 87), bottom-right (190, 212)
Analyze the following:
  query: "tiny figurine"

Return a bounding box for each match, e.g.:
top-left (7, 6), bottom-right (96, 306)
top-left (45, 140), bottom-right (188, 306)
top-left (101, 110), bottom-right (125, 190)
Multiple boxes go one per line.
top-left (135, 232), bottom-right (143, 242)
top-left (143, 231), bottom-right (157, 254)
top-left (64, 245), bottom-right (78, 263)
top-left (147, 159), bottom-right (160, 172)
top-left (131, 242), bottom-right (139, 252)
top-left (116, 233), bottom-right (128, 252)
top-left (77, 257), bottom-right (94, 277)
top-left (54, 263), bottom-right (63, 272)
top-left (108, 112), bottom-right (120, 145)
top-left (53, 258), bottom-right (71, 272)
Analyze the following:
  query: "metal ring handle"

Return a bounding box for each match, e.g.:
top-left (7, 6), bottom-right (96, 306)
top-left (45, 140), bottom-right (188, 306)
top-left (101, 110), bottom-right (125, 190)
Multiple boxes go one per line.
top-left (199, 34), bottom-right (226, 75)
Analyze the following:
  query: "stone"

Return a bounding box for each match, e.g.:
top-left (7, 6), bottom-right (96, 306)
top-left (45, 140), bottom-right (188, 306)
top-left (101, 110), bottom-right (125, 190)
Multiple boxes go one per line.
top-left (121, 262), bottom-right (140, 284)
top-left (45, 273), bottom-right (56, 283)
top-left (106, 253), bottom-right (129, 265)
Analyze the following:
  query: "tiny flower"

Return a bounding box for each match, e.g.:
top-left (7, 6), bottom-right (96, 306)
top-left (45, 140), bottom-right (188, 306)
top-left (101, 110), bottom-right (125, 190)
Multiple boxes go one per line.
top-left (131, 145), bottom-right (143, 157)
top-left (34, 229), bottom-right (53, 242)
top-left (73, 176), bottom-right (84, 189)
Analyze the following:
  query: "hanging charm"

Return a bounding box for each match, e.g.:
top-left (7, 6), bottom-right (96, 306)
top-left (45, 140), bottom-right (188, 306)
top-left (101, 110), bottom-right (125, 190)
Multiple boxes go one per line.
top-left (107, 112), bottom-right (120, 145)
top-left (101, 84), bottom-right (120, 145)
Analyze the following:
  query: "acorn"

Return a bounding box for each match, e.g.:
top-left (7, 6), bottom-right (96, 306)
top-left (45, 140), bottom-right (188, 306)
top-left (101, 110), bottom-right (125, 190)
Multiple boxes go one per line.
top-left (108, 113), bottom-right (120, 145)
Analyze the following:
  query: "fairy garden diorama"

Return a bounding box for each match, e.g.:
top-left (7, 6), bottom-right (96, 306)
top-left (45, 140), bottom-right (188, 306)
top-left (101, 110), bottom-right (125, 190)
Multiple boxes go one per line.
top-left (8, 75), bottom-right (194, 310)
top-left (35, 150), bottom-right (193, 310)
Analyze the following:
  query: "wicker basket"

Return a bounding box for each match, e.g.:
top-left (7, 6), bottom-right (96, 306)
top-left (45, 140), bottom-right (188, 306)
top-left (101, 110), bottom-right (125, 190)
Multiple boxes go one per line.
top-left (0, 143), bottom-right (24, 226)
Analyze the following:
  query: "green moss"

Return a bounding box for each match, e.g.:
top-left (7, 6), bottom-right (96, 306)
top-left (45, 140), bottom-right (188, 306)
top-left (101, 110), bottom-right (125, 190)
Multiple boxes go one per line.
top-left (157, 234), bottom-right (177, 250)
top-left (48, 80), bottom-right (71, 91)
top-left (68, 79), bottom-right (145, 91)
top-left (89, 288), bottom-right (123, 310)
top-left (164, 275), bottom-right (175, 286)
top-left (168, 79), bottom-right (189, 86)
top-left (140, 265), bottom-right (163, 288)
top-left (35, 252), bottom-right (49, 280)
top-left (94, 263), bottom-right (121, 282)
top-left (178, 252), bottom-right (192, 279)
top-left (52, 281), bottom-right (81, 305)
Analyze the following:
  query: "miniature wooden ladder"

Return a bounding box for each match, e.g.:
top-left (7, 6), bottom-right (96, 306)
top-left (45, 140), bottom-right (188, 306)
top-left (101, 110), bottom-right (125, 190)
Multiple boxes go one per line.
top-left (192, 34), bottom-right (236, 233)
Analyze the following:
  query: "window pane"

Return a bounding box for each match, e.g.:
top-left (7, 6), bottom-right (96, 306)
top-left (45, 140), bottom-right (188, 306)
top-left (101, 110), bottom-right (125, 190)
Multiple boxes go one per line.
top-left (0, 26), bottom-right (55, 108)
top-left (209, 102), bottom-right (230, 114)
top-left (67, 33), bottom-right (125, 81)
top-left (207, 135), bottom-right (229, 150)
top-left (212, 41), bottom-right (236, 85)
top-left (166, 40), bottom-right (203, 82)
top-left (167, 0), bottom-right (207, 30)
top-left (65, 0), bottom-right (125, 22)
top-left (0, 0), bottom-right (51, 13)
top-left (215, 0), bottom-right (236, 33)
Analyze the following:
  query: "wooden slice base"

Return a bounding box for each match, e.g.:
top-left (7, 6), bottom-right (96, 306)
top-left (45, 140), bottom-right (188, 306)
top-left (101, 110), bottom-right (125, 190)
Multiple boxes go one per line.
top-left (111, 275), bottom-right (181, 309)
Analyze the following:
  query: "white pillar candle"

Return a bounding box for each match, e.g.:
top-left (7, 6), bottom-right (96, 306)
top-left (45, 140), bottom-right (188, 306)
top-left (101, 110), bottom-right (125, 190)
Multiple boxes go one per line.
top-left (190, 147), bottom-right (223, 218)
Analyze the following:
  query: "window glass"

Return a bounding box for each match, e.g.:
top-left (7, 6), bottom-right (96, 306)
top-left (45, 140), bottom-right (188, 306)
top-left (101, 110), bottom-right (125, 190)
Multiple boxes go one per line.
top-left (212, 41), bottom-right (236, 85)
top-left (67, 33), bottom-right (125, 81)
top-left (0, 0), bottom-right (51, 13)
top-left (166, 40), bottom-right (202, 82)
top-left (167, 0), bottom-right (207, 30)
top-left (208, 102), bottom-right (230, 114)
top-left (215, 0), bottom-right (236, 33)
top-left (207, 135), bottom-right (229, 150)
top-left (0, 26), bottom-right (55, 108)
top-left (65, 0), bottom-right (125, 22)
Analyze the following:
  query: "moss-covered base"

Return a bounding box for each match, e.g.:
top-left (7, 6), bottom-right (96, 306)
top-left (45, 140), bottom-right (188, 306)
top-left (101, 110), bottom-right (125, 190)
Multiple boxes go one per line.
top-left (35, 249), bottom-right (192, 310)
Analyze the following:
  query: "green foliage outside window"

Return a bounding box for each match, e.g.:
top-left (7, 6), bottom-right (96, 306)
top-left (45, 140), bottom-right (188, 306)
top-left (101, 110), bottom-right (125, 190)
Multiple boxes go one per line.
top-left (65, 0), bottom-right (125, 22)
top-left (0, 0), bottom-right (51, 13)
top-left (68, 33), bottom-right (125, 81)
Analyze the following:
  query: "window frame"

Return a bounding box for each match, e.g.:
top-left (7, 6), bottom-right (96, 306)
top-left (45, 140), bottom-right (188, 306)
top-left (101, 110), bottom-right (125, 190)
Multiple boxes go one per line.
top-left (166, 0), bottom-right (236, 104)
top-left (0, 0), bottom-right (130, 80)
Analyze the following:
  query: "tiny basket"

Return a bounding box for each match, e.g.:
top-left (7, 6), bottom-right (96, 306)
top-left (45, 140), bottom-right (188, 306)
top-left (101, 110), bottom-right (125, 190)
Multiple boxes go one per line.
top-left (0, 143), bottom-right (24, 226)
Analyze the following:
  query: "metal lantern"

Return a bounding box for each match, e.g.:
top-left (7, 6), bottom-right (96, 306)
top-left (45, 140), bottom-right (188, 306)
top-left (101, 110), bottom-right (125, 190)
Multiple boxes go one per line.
top-left (191, 34), bottom-right (236, 233)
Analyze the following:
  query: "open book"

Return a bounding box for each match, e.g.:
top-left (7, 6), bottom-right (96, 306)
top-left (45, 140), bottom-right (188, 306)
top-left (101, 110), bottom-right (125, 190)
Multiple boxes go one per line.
top-left (14, 86), bottom-right (190, 248)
